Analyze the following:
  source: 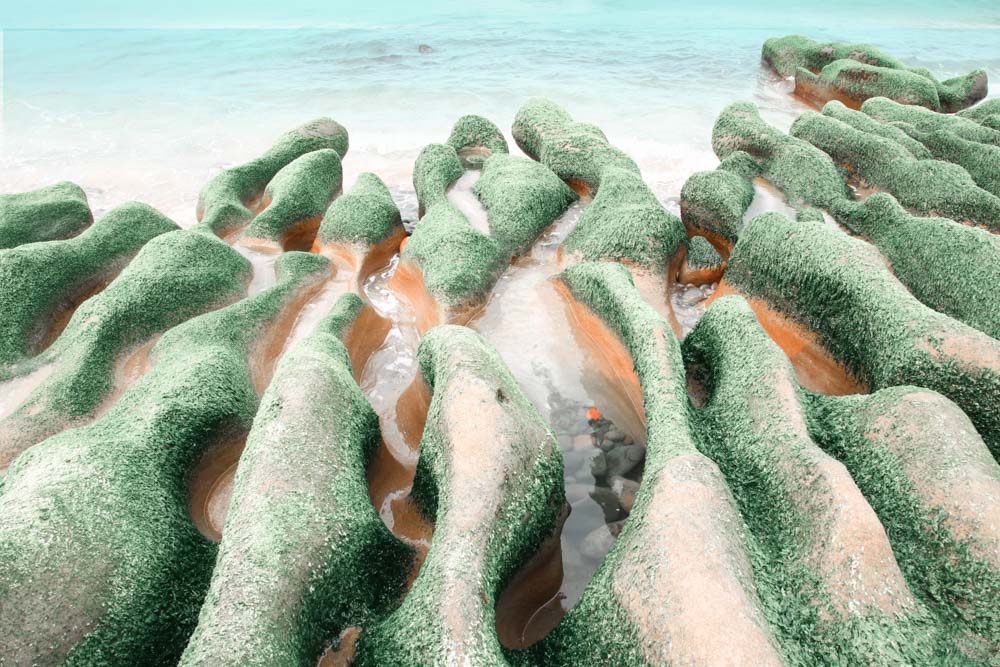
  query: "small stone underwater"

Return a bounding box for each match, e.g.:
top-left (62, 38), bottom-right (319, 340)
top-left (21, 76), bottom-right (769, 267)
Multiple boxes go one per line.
top-left (0, 34), bottom-right (999, 667)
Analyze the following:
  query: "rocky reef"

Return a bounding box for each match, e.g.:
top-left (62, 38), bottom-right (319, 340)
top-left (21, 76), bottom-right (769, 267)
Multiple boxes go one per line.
top-left (0, 181), bottom-right (93, 249)
top-left (2, 79), bottom-right (1000, 666)
top-left (763, 34), bottom-right (987, 111)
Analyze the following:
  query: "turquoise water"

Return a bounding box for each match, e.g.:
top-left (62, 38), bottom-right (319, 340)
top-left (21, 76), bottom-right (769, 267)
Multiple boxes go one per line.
top-left (2, 2), bottom-right (998, 222)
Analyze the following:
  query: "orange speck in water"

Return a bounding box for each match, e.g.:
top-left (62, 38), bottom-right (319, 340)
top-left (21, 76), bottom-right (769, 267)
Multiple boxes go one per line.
top-left (586, 407), bottom-right (602, 421)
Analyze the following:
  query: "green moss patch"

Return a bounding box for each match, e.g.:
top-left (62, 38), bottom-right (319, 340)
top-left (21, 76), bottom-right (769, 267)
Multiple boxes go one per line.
top-left (0, 202), bottom-right (179, 368)
top-left (0, 181), bottom-right (93, 249)
top-left (821, 100), bottom-right (932, 159)
top-left (355, 325), bottom-right (564, 666)
top-left (762, 35), bottom-right (987, 112)
top-left (512, 97), bottom-right (639, 191)
top-left (791, 110), bottom-right (1000, 229)
top-left (0, 229), bottom-right (251, 466)
top-left (240, 148), bottom-right (343, 245)
top-left (861, 97), bottom-right (1000, 147)
top-left (712, 101), bottom-right (849, 210)
top-left (196, 118), bottom-right (348, 236)
top-left (180, 294), bottom-right (412, 666)
top-left (317, 172), bottom-right (403, 248)
top-left (680, 151), bottom-right (758, 246)
top-left (0, 251), bottom-right (330, 665)
top-left (796, 60), bottom-right (941, 110)
top-left (724, 211), bottom-right (1000, 458)
top-left (473, 153), bottom-right (576, 255)
top-left (446, 114), bottom-right (510, 159)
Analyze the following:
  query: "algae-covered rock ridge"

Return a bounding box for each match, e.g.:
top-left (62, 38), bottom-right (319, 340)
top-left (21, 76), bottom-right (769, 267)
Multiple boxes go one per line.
top-left (2, 32), bottom-right (1000, 664)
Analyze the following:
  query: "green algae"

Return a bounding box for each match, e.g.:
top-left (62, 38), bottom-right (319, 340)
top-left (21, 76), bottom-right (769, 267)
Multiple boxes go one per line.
top-left (563, 167), bottom-right (686, 273)
top-left (901, 126), bottom-right (1000, 198)
top-left (179, 294), bottom-right (412, 666)
top-left (861, 97), bottom-right (1000, 147)
top-left (355, 325), bottom-right (564, 666)
top-left (405, 143), bottom-right (505, 306)
top-left (762, 35), bottom-right (987, 112)
top-left (809, 388), bottom-right (1000, 658)
top-left (512, 97), bottom-right (639, 191)
top-left (790, 110), bottom-right (1000, 230)
top-left (958, 98), bottom-right (1000, 123)
top-left (0, 251), bottom-right (329, 665)
top-left (831, 193), bottom-right (1000, 340)
top-left (239, 148), bottom-right (343, 245)
top-left (820, 100), bottom-right (932, 159)
top-left (196, 118), bottom-right (348, 236)
top-left (525, 262), bottom-right (782, 666)
top-left (0, 181), bottom-right (93, 249)
top-left (0, 202), bottom-right (179, 368)
top-left (724, 211), bottom-right (1000, 458)
top-left (762, 34), bottom-right (907, 77)
top-left (712, 101), bottom-right (849, 210)
top-left (0, 229), bottom-right (251, 467)
top-left (679, 151), bottom-right (758, 246)
top-left (405, 141), bottom-right (573, 308)
top-left (472, 153), bottom-right (576, 255)
top-left (796, 60), bottom-right (941, 110)
top-left (446, 114), bottom-right (510, 159)
top-left (683, 295), bottom-right (943, 665)
top-left (684, 235), bottom-right (724, 271)
top-left (316, 172), bottom-right (403, 248)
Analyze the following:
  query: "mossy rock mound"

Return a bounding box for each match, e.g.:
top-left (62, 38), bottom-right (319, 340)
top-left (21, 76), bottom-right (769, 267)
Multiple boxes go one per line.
top-left (795, 60), bottom-right (941, 110)
top-left (861, 97), bottom-right (1000, 147)
top-left (197, 118), bottom-right (348, 236)
top-left (820, 100), bottom-right (931, 159)
top-left (512, 97), bottom-right (639, 192)
top-left (0, 252), bottom-right (330, 665)
top-left (473, 153), bottom-right (576, 256)
top-left (725, 211), bottom-right (1000, 458)
top-left (712, 101), bottom-right (848, 210)
top-left (447, 114), bottom-right (509, 162)
top-left (239, 148), bottom-right (343, 247)
top-left (830, 193), bottom-right (1000, 339)
top-left (179, 294), bottom-right (412, 666)
top-left (680, 151), bottom-right (758, 247)
top-left (762, 34), bottom-right (986, 112)
top-left (0, 229), bottom-right (251, 467)
top-left (355, 325), bottom-right (564, 666)
top-left (563, 167), bottom-right (686, 273)
top-left (0, 202), bottom-right (178, 368)
top-left (791, 109), bottom-right (1000, 230)
top-left (0, 181), bottom-right (93, 249)
top-left (316, 172), bottom-right (403, 249)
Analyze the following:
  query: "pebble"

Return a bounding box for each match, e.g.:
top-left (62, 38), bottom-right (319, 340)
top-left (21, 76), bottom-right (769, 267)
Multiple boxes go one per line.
top-left (605, 428), bottom-right (626, 443)
top-left (680, 287), bottom-right (705, 306)
top-left (610, 476), bottom-right (640, 513)
top-left (605, 444), bottom-right (646, 478)
top-left (589, 451), bottom-right (608, 479)
top-left (589, 486), bottom-right (625, 522)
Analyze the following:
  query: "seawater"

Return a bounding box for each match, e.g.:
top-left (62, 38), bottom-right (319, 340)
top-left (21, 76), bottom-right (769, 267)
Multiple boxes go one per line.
top-left (2, 1), bottom-right (998, 224)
